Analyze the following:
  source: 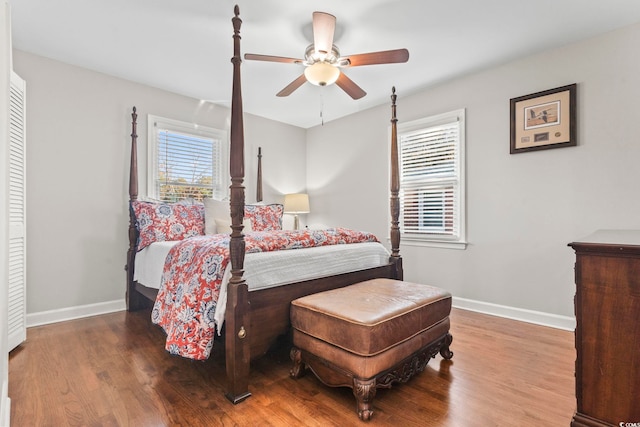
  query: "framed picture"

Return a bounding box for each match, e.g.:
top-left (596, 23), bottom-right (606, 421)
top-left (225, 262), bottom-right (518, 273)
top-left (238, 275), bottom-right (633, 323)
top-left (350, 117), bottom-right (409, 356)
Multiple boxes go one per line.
top-left (510, 83), bottom-right (576, 154)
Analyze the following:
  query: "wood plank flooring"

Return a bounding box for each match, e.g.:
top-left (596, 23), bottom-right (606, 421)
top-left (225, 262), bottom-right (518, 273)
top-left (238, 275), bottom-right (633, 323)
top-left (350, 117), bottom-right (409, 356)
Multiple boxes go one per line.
top-left (9, 308), bottom-right (576, 426)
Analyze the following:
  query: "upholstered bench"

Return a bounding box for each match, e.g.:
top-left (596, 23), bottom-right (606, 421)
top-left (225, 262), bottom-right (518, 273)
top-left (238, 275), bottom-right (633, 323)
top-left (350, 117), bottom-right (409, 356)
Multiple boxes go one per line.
top-left (289, 278), bottom-right (453, 421)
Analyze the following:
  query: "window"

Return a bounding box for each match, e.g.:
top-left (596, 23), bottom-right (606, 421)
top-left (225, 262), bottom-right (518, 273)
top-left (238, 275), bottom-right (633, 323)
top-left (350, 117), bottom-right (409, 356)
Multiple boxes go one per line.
top-left (397, 109), bottom-right (466, 249)
top-left (147, 115), bottom-right (228, 202)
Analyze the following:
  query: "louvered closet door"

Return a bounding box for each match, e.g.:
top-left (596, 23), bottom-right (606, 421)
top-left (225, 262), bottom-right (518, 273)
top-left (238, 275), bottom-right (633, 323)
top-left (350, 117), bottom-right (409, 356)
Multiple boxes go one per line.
top-left (8, 71), bottom-right (26, 351)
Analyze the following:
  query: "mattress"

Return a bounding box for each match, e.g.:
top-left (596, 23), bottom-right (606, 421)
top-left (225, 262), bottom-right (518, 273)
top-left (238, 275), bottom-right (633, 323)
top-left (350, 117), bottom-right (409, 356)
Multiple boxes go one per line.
top-left (134, 239), bottom-right (391, 333)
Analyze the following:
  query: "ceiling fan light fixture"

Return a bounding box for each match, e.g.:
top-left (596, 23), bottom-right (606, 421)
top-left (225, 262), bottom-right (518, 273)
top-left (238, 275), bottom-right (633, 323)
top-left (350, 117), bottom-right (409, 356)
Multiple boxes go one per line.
top-left (304, 62), bottom-right (340, 86)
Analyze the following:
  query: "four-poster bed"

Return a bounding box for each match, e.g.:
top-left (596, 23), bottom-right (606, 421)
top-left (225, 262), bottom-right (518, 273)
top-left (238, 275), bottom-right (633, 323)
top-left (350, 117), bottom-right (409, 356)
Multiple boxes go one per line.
top-left (125, 6), bottom-right (403, 403)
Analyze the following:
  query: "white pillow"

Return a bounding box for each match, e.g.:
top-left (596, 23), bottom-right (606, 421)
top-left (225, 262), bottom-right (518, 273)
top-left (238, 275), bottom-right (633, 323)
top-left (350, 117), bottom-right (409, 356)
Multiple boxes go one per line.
top-left (203, 198), bottom-right (229, 235)
top-left (214, 217), bottom-right (253, 234)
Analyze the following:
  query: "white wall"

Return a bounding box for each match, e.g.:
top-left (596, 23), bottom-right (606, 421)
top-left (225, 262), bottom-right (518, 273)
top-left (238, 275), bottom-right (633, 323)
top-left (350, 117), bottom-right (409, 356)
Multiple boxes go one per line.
top-left (11, 21), bottom-right (640, 325)
top-left (307, 22), bottom-right (640, 319)
top-left (12, 50), bottom-right (306, 317)
top-left (244, 113), bottom-right (308, 230)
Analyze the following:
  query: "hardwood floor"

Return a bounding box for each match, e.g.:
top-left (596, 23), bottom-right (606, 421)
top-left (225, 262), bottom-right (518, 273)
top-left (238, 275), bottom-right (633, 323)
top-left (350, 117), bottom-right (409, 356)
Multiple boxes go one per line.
top-left (9, 308), bottom-right (576, 426)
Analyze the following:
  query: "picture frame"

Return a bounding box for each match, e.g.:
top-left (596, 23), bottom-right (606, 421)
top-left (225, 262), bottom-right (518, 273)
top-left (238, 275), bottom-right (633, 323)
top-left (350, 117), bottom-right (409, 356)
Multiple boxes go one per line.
top-left (510, 83), bottom-right (577, 154)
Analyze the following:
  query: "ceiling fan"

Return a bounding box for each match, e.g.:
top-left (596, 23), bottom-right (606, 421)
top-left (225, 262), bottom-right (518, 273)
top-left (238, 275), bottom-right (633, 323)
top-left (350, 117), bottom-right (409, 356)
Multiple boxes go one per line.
top-left (244, 11), bottom-right (409, 100)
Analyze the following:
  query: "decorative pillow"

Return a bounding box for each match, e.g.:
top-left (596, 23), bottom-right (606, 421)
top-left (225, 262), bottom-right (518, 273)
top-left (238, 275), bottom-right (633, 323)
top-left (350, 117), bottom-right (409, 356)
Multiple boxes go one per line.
top-left (131, 200), bottom-right (204, 250)
top-left (214, 217), bottom-right (253, 234)
top-left (203, 198), bottom-right (230, 235)
top-left (244, 204), bottom-right (284, 231)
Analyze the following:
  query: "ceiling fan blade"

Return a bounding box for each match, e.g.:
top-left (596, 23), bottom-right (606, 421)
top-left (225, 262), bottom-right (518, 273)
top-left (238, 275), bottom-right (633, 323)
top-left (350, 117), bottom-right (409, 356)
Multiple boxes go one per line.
top-left (335, 72), bottom-right (366, 100)
top-left (244, 53), bottom-right (303, 64)
top-left (276, 74), bottom-right (308, 97)
top-left (312, 11), bottom-right (336, 55)
top-left (342, 48), bottom-right (409, 67)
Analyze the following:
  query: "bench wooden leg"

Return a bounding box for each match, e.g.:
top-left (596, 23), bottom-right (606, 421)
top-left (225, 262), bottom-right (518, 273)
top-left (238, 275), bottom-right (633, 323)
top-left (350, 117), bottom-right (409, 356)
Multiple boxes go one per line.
top-left (440, 333), bottom-right (454, 360)
top-left (289, 347), bottom-right (306, 378)
top-left (353, 378), bottom-right (377, 421)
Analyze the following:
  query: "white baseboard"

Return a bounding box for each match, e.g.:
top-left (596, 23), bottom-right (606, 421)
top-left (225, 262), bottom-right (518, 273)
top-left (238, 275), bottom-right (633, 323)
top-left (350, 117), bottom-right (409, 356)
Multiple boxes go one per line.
top-left (26, 299), bottom-right (127, 328)
top-left (23, 296), bottom-right (574, 332)
top-left (452, 296), bottom-right (575, 331)
top-left (1, 380), bottom-right (9, 427)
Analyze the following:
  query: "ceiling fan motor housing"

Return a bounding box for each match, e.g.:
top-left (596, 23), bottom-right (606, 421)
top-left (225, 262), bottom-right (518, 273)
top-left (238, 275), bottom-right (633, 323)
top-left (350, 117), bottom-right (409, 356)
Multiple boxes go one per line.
top-left (304, 44), bottom-right (341, 65)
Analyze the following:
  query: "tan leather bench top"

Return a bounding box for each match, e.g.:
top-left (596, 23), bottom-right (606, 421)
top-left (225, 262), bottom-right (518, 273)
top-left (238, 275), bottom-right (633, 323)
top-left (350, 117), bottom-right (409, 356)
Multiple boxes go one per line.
top-left (291, 278), bottom-right (451, 356)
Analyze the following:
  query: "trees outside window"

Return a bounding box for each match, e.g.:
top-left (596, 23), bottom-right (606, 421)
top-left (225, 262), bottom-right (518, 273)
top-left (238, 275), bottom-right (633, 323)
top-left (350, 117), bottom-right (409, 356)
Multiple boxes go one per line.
top-left (147, 116), bottom-right (228, 202)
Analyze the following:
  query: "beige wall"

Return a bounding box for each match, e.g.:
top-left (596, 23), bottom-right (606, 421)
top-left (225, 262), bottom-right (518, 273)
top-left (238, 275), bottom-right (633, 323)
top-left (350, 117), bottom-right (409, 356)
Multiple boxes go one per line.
top-left (13, 49), bottom-right (306, 315)
top-left (307, 22), bottom-right (640, 320)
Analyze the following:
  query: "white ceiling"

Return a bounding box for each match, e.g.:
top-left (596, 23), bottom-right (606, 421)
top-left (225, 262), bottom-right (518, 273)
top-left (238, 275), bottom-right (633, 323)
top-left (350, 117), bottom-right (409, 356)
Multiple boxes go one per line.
top-left (10, 0), bottom-right (640, 129)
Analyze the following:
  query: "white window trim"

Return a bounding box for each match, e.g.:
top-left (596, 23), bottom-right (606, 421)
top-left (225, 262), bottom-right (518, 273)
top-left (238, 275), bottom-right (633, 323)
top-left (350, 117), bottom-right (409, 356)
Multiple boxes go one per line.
top-left (147, 115), bottom-right (229, 201)
top-left (394, 109), bottom-right (467, 250)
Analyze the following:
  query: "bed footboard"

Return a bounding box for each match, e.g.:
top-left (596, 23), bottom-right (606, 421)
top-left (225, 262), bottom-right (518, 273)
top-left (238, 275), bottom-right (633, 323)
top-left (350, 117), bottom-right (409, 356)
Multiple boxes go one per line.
top-left (248, 263), bottom-right (402, 360)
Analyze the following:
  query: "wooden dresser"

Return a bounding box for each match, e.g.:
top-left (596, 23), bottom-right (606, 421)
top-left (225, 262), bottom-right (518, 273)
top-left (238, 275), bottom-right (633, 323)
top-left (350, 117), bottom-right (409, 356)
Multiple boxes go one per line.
top-left (569, 230), bottom-right (640, 427)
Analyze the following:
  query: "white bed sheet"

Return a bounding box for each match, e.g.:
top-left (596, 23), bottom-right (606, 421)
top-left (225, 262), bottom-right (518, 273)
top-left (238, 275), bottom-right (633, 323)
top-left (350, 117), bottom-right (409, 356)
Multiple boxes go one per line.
top-left (134, 239), bottom-right (391, 333)
top-left (134, 241), bottom-right (178, 289)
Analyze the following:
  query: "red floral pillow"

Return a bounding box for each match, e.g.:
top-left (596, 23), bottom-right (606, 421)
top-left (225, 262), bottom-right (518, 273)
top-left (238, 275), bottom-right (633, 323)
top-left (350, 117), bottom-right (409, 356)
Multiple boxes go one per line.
top-left (244, 204), bottom-right (283, 231)
top-left (131, 200), bottom-right (205, 250)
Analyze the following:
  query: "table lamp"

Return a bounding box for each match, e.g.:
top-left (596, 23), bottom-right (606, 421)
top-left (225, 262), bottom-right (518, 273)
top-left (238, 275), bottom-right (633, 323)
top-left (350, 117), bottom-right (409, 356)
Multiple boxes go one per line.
top-left (283, 193), bottom-right (310, 230)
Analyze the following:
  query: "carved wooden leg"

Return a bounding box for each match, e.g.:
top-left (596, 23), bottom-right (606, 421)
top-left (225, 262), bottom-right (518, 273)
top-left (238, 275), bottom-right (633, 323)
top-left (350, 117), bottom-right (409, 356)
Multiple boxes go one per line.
top-left (353, 378), bottom-right (377, 421)
top-left (289, 347), bottom-right (306, 379)
top-left (439, 333), bottom-right (454, 360)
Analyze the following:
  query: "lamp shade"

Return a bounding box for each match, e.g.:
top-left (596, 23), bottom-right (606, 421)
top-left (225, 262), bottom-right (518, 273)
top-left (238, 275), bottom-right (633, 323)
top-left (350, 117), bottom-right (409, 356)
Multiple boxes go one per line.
top-left (283, 193), bottom-right (310, 214)
top-left (304, 62), bottom-right (340, 87)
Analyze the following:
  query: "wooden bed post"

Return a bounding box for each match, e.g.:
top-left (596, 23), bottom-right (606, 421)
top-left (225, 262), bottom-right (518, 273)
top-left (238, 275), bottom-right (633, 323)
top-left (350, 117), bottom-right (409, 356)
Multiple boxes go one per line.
top-left (389, 87), bottom-right (403, 280)
top-left (256, 147), bottom-right (263, 203)
top-left (125, 107), bottom-right (145, 311)
top-left (225, 5), bottom-right (252, 404)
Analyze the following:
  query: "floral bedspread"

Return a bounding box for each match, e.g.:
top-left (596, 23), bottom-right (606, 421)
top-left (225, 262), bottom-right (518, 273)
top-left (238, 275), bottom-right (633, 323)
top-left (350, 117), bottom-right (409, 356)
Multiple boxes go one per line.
top-left (151, 227), bottom-right (379, 360)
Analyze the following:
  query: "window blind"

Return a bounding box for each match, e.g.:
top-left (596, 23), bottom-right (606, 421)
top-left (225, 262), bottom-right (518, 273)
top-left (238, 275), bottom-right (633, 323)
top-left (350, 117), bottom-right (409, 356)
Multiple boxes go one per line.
top-left (151, 118), bottom-right (225, 202)
top-left (399, 114), bottom-right (463, 241)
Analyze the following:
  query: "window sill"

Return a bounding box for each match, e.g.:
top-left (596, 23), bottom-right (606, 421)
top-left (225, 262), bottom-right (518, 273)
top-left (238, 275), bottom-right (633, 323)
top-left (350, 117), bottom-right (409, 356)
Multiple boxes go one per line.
top-left (392, 236), bottom-right (468, 250)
